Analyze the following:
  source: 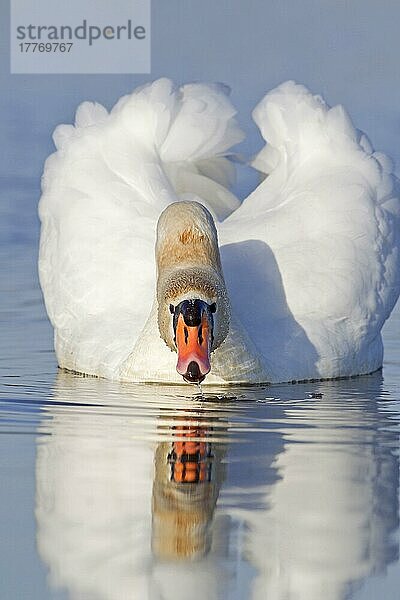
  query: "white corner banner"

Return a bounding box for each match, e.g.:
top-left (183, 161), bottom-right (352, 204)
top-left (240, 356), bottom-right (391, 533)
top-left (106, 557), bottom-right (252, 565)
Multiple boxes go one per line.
top-left (10, 0), bottom-right (151, 74)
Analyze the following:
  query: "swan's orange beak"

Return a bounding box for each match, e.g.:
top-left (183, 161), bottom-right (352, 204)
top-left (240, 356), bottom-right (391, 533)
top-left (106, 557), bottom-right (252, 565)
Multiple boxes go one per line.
top-left (175, 312), bottom-right (212, 383)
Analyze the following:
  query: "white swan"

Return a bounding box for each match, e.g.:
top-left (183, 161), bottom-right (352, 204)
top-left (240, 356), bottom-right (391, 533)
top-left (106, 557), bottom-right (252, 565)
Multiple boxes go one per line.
top-left (38, 78), bottom-right (400, 384)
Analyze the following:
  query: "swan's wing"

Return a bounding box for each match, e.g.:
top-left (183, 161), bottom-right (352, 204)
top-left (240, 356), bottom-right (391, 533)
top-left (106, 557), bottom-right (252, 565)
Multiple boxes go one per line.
top-left (220, 81), bottom-right (400, 382)
top-left (39, 78), bottom-right (244, 378)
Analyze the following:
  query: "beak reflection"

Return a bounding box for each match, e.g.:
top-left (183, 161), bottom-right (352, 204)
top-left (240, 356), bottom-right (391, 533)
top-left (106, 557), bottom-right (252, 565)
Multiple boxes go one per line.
top-left (152, 416), bottom-right (226, 560)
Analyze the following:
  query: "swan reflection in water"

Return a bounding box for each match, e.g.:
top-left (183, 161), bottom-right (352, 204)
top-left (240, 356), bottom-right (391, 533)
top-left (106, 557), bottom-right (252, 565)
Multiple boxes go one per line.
top-left (35, 372), bottom-right (399, 599)
top-left (152, 418), bottom-right (226, 560)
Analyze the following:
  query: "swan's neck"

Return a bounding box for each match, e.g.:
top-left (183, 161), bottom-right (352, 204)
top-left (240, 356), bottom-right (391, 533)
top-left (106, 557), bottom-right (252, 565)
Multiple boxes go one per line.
top-left (155, 201), bottom-right (223, 273)
top-left (155, 201), bottom-right (230, 352)
top-left (119, 200), bottom-right (271, 384)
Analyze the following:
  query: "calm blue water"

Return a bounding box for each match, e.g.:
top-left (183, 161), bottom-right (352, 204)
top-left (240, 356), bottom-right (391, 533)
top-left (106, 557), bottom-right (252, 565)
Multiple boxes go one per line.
top-left (1, 179), bottom-right (399, 600)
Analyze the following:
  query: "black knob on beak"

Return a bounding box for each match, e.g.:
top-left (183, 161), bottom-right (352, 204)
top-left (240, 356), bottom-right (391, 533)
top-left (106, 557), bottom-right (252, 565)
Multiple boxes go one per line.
top-left (183, 361), bottom-right (205, 384)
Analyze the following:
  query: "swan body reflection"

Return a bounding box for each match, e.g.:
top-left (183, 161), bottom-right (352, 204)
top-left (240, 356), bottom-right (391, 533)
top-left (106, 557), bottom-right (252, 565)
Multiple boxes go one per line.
top-left (35, 372), bottom-right (398, 599)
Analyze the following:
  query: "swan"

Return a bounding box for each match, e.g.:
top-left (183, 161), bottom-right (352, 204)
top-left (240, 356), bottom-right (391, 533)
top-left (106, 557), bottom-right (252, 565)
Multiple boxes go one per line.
top-left (38, 78), bottom-right (400, 384)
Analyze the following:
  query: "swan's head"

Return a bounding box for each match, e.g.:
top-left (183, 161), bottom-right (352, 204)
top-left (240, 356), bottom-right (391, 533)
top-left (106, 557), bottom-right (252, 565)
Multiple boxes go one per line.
top-left (156, 201), bottom-right (230, 384)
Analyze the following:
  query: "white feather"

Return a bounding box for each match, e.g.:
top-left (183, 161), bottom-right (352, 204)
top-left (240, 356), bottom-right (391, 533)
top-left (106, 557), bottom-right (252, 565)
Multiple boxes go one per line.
top-left (220, 81), bottom-right (400, 381)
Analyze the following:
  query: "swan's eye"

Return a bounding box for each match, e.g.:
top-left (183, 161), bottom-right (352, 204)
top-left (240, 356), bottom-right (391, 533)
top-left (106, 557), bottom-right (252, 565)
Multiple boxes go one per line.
top-left (169, 304), bottom-right (175, 314)
top-left (210, 303), bottom-right (216, 313)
